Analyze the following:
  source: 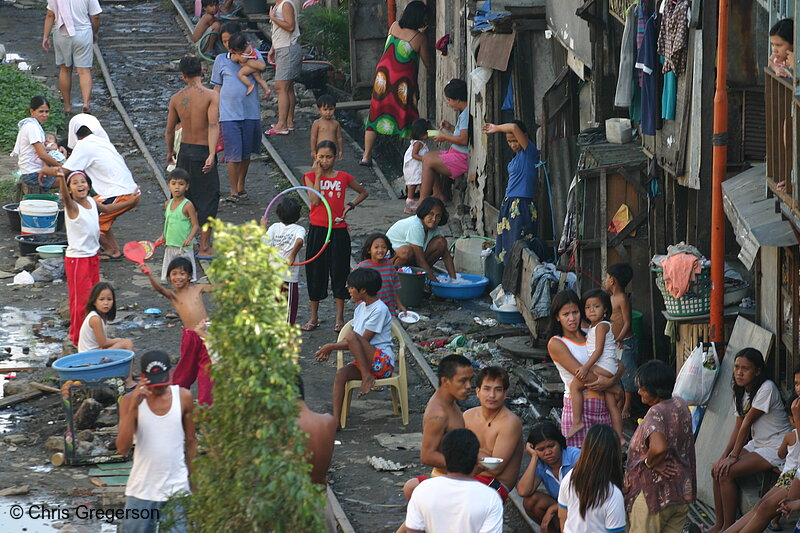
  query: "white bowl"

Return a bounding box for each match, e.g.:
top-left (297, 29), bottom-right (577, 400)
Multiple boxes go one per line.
top-left (479, 457), bottom-right (503, 470)
top-left (399, 310), bottom-right (420, 324)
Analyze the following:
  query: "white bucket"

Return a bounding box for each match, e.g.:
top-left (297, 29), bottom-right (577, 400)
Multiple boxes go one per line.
top-left (19, 200), bottom-right (58, 234)
top-left (453, 237), bottom-right (486, 276)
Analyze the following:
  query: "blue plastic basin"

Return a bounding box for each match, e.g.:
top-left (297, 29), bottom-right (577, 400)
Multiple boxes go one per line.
top-left (52, 349), bottom-right (135, 381)
top-left (490, 304), bottom-right (525, 324)
top-left (430, 273), bottom-right (490, 300)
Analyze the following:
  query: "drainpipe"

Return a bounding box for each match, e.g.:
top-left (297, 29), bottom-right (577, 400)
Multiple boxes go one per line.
top-left (388, 0), bottom-right (396, 25)
top-left (710, 0), bottom-right (729, 344)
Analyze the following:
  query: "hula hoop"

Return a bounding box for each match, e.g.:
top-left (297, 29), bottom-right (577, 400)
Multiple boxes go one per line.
top-left (264, 186), bottom-right (332, 266)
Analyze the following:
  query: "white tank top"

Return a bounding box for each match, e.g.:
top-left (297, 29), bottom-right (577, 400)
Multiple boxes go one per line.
top-left (125, 385), bottom-right (191, 501)
top-left (586, 321), bottom-right (619, 375)
top-left (65, 196), bottom-right (100, 258)
top-left (271, 0), bottom-right (300, 48)
top-left (77, 311), bottom-right (103, 352)
top-left (784, 429), bottom-right (800, 474)
top-left (551, 335), bottom-right (589, 397)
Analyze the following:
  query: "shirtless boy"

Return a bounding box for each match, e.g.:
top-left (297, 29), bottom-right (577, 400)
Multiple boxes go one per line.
top-left (140, 257), bottom-right (214, 405)
top-left (310, 94), bottom-right (343, 161)
top-left (464, 366), bottom-right (523, 502)
top-left (395, 355), bottom-right (473, 533)
top-left (192, 0), bottom-right (223, 56)
top-left (606, 262), bottom-right (638, 418)
top-left (166, 55), bottom-right (221, 258)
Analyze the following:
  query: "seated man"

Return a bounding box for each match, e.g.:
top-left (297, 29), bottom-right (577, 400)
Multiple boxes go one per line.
top-left (464, 366), bottom-right (523, 503)
top-left (405, 428), bottom-right (503, 533)
top-left (192, 0), bottom-right (229, 57)
top-left (46, 116), bottom-right (140, 260)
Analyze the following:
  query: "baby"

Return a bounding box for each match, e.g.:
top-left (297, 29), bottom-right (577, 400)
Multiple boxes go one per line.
top-left (228, 34), bottom-right (271, 99)
top-left (45, 133), bottom-right (67, 163)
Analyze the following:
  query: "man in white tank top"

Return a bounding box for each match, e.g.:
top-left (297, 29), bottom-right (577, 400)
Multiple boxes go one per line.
top-left (117, 351), bottom-right (196, 533)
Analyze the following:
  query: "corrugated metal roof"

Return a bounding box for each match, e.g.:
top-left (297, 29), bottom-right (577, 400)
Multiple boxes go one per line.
top-left (722, 164), bottom-right (798, 269)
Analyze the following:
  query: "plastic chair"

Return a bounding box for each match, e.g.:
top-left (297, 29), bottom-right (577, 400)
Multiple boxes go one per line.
top-left (336, 319), bottom-right (409, 429)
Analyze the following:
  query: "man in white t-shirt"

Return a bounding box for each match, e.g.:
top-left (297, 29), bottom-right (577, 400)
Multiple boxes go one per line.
top-left (59, 123), bottom-right (140, 259)
top-left (405, 428), bottom-right (503, 533)
top-left (42, 0), bottom-right (102, 114)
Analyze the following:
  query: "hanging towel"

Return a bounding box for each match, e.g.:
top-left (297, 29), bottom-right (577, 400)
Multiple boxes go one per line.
top-left (54, 0), bottom-right (76, 37)
top-left (615, 5), bottom-right (637, 107)
top-left (661, 253), bottom-right (701, 299)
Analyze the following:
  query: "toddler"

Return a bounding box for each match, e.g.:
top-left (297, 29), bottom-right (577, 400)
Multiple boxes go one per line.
top-left (402, 119), bottom-right (430, 213)
top-left (606, 262), bottom-right (638, 418)
top-left (261, 196), bottom-right (306, 324)
top-left (228, 33), bottom-right (271, 98)
top-left (565, 289), bottom-right (624, 444)
top-left (310, 94), bottom-right (343, 161)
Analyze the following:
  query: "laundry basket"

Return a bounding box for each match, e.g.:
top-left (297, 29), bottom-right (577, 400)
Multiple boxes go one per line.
top-left (653, 265), bottom-right (711, 317)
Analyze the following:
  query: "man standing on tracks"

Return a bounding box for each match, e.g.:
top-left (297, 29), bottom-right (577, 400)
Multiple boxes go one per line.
top-left (42, 0), bottom-right (102, 114)
top-left (166, 55), bottom-right (221, 259)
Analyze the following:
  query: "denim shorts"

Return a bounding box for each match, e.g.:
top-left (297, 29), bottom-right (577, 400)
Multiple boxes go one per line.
top-left (619, 335), bottom-right (639, 392)
top-left (122, 496), bottom-right (186, 533)
top-left (21, 171), bottom-right (56, 190)
top-left (221, 119), bottom-right (261, 162)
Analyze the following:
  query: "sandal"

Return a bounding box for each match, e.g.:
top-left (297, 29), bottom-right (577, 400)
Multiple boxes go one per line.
top-left (237, 190), bottom-right (249, 200)
top-left (301, 321), bottom-right (320, 331)
top-left (165, 312), bottom-right (179, 320)
top-left (333, 322), bottom-right (345, 333)
top-left (267, 128), bottom-right (290, 136)
top-left (223, 194), bottom-right (239, 203)
top-left (99, 252), bottom-right (122, 261)
top-left (358, 159), bottom-right (373, 167)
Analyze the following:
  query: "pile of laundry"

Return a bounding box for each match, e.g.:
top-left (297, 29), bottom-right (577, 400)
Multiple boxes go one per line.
top-left (651, 242), bottom-right (709, 299)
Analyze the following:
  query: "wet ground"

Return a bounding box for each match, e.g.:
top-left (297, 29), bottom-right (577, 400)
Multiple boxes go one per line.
top-left (0, 2), bottom-right (535, 531)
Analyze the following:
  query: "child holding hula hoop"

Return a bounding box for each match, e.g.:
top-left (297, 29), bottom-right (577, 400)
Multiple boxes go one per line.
top-left (302, 140), bottom-right (368, 332)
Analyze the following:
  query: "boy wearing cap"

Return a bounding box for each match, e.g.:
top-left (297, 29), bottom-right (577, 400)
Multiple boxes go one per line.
top-left (117, 351), bottom-right (196, 533)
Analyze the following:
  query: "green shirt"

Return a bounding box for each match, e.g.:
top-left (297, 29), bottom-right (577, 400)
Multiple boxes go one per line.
top-left (164, 198), bottom-right (192, 247)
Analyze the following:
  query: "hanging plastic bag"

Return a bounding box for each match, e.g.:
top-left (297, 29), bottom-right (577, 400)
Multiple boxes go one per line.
top-left (673, 342), bottom-right (719, 405)
top-left (608, 203), bottom-right (635, 235)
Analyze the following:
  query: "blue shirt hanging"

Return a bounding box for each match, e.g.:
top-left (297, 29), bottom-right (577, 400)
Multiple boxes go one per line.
top-left (635, 13), bottom-right (658, 136)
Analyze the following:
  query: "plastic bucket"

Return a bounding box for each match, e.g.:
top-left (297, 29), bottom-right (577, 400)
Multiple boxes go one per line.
top-left (19, 200), bottom-right (59, 234)
top-left (397, 267), bottom-right (427, 307)
top-left (484, 250), bottom-right (505, 288)
top-left (453, 237), bottom-right (488, 276)
top-left (23, 193), bottom-right (59, 203)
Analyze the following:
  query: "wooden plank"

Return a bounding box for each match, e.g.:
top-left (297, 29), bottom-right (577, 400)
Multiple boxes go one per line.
top-left (334, 100), bottom-right (371, 111)
top-left (695, 317), bottom-right (774, 506)
top-left (0, 389), bottom-right (44, 408)
top-left (0, 367), bottom-right (37, 373)
top-left (29, 382), bottom-right (59, 394)
top-left (396, 326), bottom-right (439, 390)
top-left (600, 169), bottom-right (608, 283)
top-left (327, 486), bottom-right (357, 533)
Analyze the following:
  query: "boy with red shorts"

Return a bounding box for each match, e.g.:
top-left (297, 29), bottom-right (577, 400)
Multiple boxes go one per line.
top-left (315, 268), bottom-right (394, 427)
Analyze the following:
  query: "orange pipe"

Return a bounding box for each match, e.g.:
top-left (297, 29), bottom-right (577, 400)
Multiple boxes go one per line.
top-left (710, 0), bottom-right (729, 343)
top-left (388, 0), bottom-right (396, 25)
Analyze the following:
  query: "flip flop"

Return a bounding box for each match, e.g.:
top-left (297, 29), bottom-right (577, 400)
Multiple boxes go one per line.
top-left (333, 322), bottom-right (345, 333)
top-left (301, 321), bottom-right (320, 331)
top-left (270, 123), bottom-right (295, 132)
top-left (267, 128), bottom-right (290, 136)
top-left (165, 312), bottom-right (179, 319)
top-left (358, 159), bottom-right (373, 167)
top-left (223, 194), bottom-right (239, 203)
top-left (237, 190), bottom-right (249, 200)
top-left (195, 252), bottom-right (216, 260)
top-left (99, 252), bottom-right (122, 261)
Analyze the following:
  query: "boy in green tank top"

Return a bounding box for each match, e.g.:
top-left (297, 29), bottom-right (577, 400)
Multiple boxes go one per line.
top-left (158, 169), bottom-right (200, 282)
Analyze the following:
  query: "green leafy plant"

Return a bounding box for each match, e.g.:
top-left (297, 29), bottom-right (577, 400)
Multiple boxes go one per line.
top-left (188, 219), bottom-right (325, 532)
top-left (0, 64), bottom-right (65, 151)
top-left (299, 5), bottom-right (351, 74)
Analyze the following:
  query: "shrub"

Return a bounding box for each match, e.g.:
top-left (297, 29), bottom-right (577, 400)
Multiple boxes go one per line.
top-left (188, 219), bottom-right (325, 532)
top-left (0, 64), bottom-right (65, 151)
top-left (299, 5), bottom-right (350, 74)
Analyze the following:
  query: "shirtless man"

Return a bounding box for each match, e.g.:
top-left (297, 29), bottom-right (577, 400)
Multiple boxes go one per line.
top-left (464, 366), bottom-right (523, 503)
top-left (140, 257), bottom-right (215, 405)
top-left (166, 55), bottom-right (221, 258)
top-left (395, 354), bottom-right (473, 533)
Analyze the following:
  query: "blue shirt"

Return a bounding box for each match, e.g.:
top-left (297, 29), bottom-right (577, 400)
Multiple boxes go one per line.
top-left (635, 13), bottom-right (657, 136)
top-left (211, 51), bottom-right (263, 122)
top-left (504, 142), bottom-right (540, 199)
top-left (452, 107), bottom-right (470, 154)
top-left (536, 446), bottom-right (580, 499)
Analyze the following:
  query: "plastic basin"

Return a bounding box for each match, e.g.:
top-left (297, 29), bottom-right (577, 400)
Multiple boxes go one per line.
top-left (430, 273), bottom-right (490, 300)
top-left (36, 244), bottom-right (67, 258)
top-left (52, 349), bottom-right (135, 381)
top-left (490, 304), bottom-right (524, 324)
top-left (3, 203), bottom-right (21, 232)
top-left (15, 233), bottom-right (68, 256)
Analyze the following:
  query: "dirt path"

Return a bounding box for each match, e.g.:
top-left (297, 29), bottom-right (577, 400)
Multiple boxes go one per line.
top-left (0, 3), bottom-right (530, 532)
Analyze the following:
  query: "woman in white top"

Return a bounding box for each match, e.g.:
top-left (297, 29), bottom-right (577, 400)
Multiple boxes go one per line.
top-left (11, 96), bottom-right (62, 191)
top-left (57, 170), bottom-right (140, 346)
top-left (708, 348), bottom-right (793, 533)
top-left (557, 424), bottom-right (626, 533)
top-left (267, 0), bottom-right (301, 135)
top-left (547, 290), bottom-right (620, 448)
